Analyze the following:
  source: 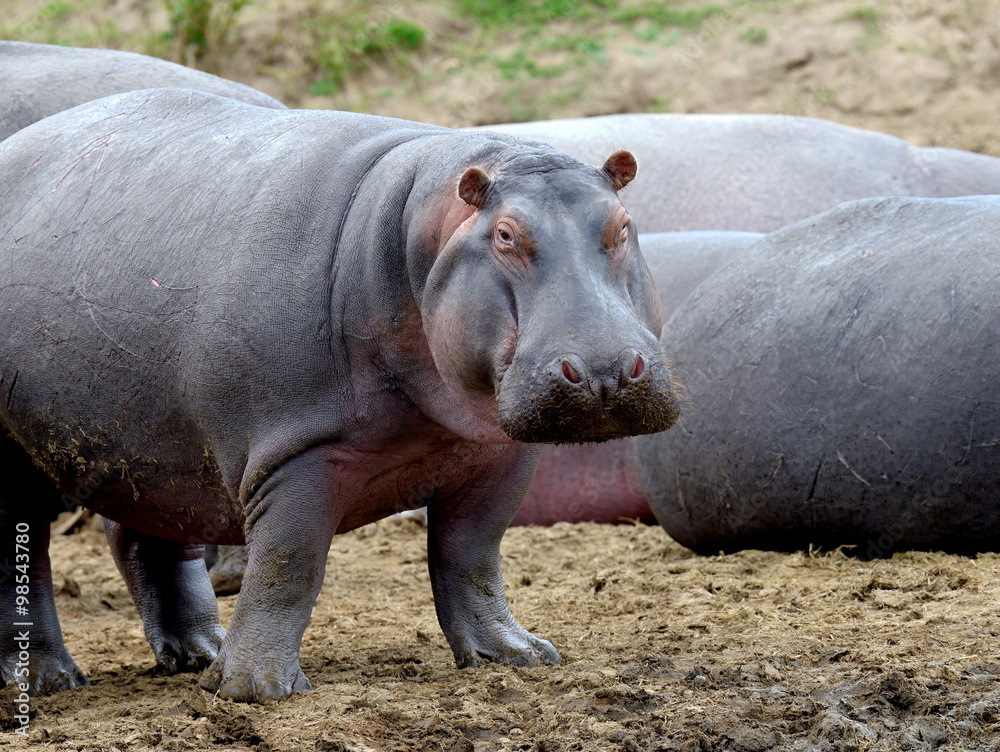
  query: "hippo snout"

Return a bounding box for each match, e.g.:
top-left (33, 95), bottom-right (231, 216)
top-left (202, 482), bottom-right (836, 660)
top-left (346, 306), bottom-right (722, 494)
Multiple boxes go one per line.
top-left (558, 348), bottom-right (648, 404)
top-left (496, 347), bottom-right (679, 444)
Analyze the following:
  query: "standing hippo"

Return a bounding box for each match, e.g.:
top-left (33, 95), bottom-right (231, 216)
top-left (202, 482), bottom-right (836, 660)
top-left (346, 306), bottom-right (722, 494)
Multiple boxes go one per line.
top-left (0, 41), bottom-right (285, 142)
top-left (635, 196), bottom-right (1000, 555)
top-left (513, 231), bottom-right (762, 526)
top-left (0, 89), bottom-right (678, 701)
top-left (476, 114), bottom-right (1000, 232)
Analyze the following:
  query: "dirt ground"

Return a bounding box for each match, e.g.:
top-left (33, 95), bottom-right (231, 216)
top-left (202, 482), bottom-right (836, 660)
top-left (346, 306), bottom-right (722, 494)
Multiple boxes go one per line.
top-left (3, 0), bottom-right (1000, 749)
top-left (2, 519), bottom-right (998, 751)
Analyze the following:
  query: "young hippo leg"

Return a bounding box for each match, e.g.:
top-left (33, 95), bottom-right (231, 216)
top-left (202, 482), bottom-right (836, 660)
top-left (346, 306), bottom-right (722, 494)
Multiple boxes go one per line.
top-left (0, 506), bottom-right (88, 694)
top-left (427, 444), bottom-right (560, 669)
top-left (104, 521), bottom-right (225, 673)
top-left (200, 447), bottom-right (343, 702)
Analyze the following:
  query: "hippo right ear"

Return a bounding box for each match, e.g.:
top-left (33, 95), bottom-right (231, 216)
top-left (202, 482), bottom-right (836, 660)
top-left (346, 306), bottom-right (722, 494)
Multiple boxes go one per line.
top-left (458, 167), bottom-right (492, 209)
top-left (602, 150), bottom-right (637, 191)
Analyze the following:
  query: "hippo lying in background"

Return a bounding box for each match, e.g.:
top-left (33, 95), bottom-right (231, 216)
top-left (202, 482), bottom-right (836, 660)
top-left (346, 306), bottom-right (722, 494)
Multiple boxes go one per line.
top-left (0, 89), bottom-right (678, 701)
top-left (477, 114), bottom-right (1000, 232)
top-left (0, 41), bottom-right (285, 141)
top-left (636, 196), bottom-right (1000, 556)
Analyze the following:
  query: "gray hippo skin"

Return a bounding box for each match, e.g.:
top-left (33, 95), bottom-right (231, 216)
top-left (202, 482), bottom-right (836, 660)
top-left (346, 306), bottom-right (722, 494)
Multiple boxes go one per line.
top-left (635, 196), bottom-right (1000, 555)
top-left (0, 89), bottom-right (678, 700)
top-left (0, 41), bottom-right (285, 141)
top-left (513, 231), bottom-right (762, 526)
top-left (0, 40), bottom-right (285, 598)
top-left (477, 114), bottom-right (1000, 232)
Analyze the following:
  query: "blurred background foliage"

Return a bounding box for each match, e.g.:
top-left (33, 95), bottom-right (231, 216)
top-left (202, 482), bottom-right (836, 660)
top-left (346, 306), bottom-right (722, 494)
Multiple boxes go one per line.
top-left (1, 0), bottom-right (998, 157)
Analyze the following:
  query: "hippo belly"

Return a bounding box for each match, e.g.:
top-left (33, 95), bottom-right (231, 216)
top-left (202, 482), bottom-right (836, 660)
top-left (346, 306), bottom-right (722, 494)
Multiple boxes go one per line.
top-left (635, 196), bottom-right (1000, 555)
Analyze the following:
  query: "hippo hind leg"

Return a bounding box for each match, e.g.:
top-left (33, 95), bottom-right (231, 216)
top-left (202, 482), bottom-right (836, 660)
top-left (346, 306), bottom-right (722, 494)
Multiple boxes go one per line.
top-left (0, 433), bottom-right (89, 694)
top-left (104, 521), bottom-right (225, 673)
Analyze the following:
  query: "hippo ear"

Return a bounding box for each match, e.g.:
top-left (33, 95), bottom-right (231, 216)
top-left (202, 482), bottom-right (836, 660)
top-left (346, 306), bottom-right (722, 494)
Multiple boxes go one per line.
top-left (602, 150), bottom-right (637, 191)
top-left (458, 166), bottom-right (492, 208)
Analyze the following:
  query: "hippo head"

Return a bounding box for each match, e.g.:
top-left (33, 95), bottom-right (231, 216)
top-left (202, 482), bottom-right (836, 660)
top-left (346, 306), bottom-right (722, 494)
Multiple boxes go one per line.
top-left (410, 145), bottom-right (679, 444)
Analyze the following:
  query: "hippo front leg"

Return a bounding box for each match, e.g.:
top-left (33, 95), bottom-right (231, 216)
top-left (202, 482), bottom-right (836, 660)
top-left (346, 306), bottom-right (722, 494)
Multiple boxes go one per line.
top-left (427, 444), bottom-right (560, 669)
top-left (104, 521), bottom-right (225, 673)
top-left (200, 447), bottom-right (342, 702)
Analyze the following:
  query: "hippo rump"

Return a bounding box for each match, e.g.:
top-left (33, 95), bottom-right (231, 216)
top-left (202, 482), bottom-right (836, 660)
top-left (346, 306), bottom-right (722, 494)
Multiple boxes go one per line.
top-left (0, 89), bottom-right (679, 701)
top-left (513, 231), bottom-right (762, 526)
top-left (0, 41), bottom-right (285, 142)
top-left (476, 114), bottom-right (1000, 233)
top-left (635, 196), bottom-right (1000, 556)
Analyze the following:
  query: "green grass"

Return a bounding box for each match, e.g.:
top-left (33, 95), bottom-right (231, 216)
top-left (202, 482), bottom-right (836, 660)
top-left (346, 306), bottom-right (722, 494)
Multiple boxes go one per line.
top-left (740, 26), bottom-right (768, 44)
top-left (162, 0), bottom-right (250, 61)
top-left (305, 11), bottom-right (426, 95)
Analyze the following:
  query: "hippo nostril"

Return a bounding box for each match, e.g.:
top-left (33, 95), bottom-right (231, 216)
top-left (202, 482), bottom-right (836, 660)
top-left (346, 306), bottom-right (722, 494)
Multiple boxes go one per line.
top-left (562, 360), bottom-right (582, 384)
top-left (630, 354), bottom-right (645, 380)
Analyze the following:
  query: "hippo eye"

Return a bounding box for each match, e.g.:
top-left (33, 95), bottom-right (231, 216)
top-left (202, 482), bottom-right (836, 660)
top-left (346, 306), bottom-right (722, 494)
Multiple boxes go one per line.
top-left (618, 224), bottom-right (629, 246)
top-left (495, 222), bottom-right (516, 248)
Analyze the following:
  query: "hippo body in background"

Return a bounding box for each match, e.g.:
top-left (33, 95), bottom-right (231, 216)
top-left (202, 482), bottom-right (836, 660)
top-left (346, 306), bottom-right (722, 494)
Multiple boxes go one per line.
top-left (635, 196), bottom-right (1000, 555)
top-left (0, 89), bottom-right (679, 700)
top-left (477, 114), bottom-right (1000, 233)
top-left (513, 231), bottom-right (762, 526)
top-left (0, 41), bottom-right (285, 141)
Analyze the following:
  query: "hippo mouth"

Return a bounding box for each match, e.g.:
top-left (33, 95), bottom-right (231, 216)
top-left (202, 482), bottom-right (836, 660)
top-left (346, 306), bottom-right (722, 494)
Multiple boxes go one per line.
top-left (495, 356), bottom-right (680, 444)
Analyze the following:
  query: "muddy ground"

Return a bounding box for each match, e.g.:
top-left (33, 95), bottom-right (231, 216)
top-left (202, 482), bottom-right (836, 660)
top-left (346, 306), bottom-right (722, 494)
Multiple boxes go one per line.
top-left (2, 519), bottom-right (998, 751)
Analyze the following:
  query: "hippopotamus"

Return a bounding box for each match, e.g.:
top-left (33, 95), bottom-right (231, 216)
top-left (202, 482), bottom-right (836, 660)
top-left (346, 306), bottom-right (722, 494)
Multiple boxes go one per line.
top-left (0, 41), bottom-right (285, 142)
top-left (513, 231), bottom-right (762, 526)
top-left (476, 114), bottom-right (1000, 232)
top-left (634, 196), bottom-right (1000, 555)
top-left (0, 88), bottom-right (678, 701)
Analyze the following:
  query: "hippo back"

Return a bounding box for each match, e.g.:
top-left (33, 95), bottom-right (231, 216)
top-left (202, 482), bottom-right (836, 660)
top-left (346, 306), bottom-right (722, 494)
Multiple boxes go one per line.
top-left (476, 114), bottom-right (1000, 233)
top-left (635, 195), bottom-right (1000, 555)
top-left (0, 41), bottom-right (285, 141)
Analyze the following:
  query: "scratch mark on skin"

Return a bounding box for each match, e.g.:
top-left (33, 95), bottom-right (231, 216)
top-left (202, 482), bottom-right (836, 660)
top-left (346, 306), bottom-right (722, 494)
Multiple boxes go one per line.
top-left (855, 364), bottom-right (882, 388)
top-left (151, 278), bottom-right (197, 291)
top-left (6, 371), bottom-right (18, 411)
top-left (54, 132), bottom-right (117, 190)
top-left (876, 434), bottom-right (894, 453)
top-left (836, 450), bottom-right (871, 487)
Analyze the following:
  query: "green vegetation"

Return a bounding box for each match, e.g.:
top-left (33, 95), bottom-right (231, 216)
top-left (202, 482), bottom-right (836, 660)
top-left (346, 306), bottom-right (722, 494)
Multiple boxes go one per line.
top-left (163, 0), bottom-right (251, 62)
top-left (740, 26), bottom-right (768, 44)
top-left (0, 0), bottom-right (738, 122)
top-left (305, 11), bottom-right (426, 95)
top-left (842, 6), bottom-right (881, 37)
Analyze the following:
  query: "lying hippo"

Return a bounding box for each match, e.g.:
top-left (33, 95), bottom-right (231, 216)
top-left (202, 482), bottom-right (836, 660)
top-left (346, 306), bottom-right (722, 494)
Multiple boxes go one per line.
top-left (0, 41), bottom-right (285, 142)
top-left (513, 231), bottom-right (762, 526)
top-left (478, 114), bottom-right (1000, 232)
top-left (0, 89), bottom-right (678, 701)
top-left (635, 196), bottom-right (1000, 555)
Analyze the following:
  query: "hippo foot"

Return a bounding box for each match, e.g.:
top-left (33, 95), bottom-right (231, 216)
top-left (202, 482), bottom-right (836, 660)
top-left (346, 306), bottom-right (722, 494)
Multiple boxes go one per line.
top-left (2, 648), bottom-right (89, 695)
top-left (199, 656), bottom-right (312, 703)
top-left (449, 619), bottom-right (561, 669)
top-left (208, 545), bottom-right (247, 596)
top-left (149, 623), bottom-right (226, 675)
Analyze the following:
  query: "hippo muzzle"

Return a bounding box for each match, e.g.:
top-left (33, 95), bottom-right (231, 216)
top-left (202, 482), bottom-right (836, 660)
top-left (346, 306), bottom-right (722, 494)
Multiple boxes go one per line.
top-left (496, 334), bottom-right (679, 444)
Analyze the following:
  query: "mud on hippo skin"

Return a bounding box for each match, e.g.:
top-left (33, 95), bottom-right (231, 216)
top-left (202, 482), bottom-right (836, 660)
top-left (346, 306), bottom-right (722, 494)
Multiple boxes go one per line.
top-left (0, 88), bottom-right (677, 702)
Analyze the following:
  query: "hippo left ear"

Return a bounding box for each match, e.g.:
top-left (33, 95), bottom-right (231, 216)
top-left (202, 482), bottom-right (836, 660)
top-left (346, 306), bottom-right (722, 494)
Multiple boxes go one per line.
top-left (458, 166), bottom-right (492, 209)
top-left (602, 150), bottom-right (637, 191)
